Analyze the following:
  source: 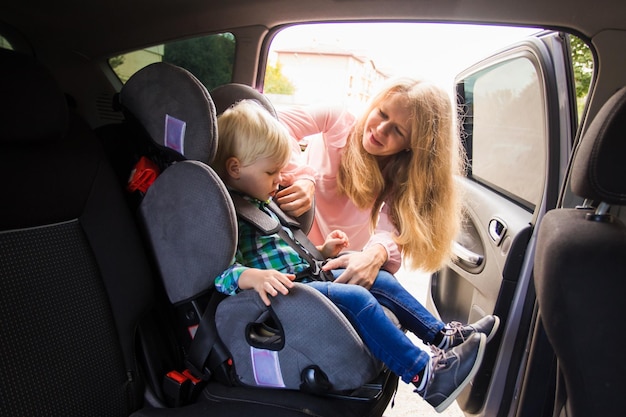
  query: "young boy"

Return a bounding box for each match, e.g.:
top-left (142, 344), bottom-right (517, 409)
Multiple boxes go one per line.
top-left (211, 99), bottom-right (498, 413)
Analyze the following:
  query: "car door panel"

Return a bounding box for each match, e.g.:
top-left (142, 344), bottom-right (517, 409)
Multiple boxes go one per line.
top-left (425, 32), bottom-right (576, 416)
top-left (432, 180), bottom-right (533, 325)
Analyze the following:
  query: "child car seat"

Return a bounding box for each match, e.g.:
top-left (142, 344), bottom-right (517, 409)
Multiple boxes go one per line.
top-left (114, 63), bottom-right (398, 416)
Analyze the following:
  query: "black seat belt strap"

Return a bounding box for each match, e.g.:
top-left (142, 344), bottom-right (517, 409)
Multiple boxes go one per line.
top-left (230, 192), bottom-right (332, 281)
top-left (186, 291), bottom-right (229, 381)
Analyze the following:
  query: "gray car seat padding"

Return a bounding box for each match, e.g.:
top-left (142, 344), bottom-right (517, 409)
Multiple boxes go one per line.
top-left (211, 83), bottom-right (278, 118)
top-left (215, 283), bottom-right (382, 391)
top-left (120, 62), bottom-right (217, 163)
top-left (140, 160), bottom-right (237, 304)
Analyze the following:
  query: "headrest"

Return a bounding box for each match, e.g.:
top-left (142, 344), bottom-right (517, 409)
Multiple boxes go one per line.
top-left (210, 83), bottom-right (277, 118)
top-left (571, 86), bottom-right (626, 205)
top-left (139, 160), bottom-right (237, 304)
top-left (120, 62), bottom-right (217, 163)
top-left (0, 49), bottom-right (69, 143)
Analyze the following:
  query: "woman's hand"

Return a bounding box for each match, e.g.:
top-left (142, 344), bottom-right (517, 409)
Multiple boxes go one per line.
top-left (322, 244), bottom-right (388, 289)
top-left (238, 269), bottom-right (295, 306)
top-left (274, 179), bottom-right (315, 218)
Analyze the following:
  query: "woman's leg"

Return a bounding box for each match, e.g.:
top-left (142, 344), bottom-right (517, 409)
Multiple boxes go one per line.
top-left (364, 269), bottom-right (445, 343)
top-left (306, 280), bottom-right (430, 383)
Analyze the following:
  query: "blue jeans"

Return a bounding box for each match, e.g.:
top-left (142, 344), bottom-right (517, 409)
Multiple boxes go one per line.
top-left (306, 269), bottom-right (445, 383)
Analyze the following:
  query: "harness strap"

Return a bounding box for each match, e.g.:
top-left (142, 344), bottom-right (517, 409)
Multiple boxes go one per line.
top-left (230, 192), bottom-right (333, 282)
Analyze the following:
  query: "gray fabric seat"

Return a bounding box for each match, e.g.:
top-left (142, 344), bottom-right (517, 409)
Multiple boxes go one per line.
top-left (0, 48), bottom-right (156, 416)
top-left (534, 86), bottom-right (626, 417)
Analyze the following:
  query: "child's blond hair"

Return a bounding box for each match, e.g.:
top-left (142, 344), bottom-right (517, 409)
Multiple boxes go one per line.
top-left (212, 99), bottom-right (292, 177)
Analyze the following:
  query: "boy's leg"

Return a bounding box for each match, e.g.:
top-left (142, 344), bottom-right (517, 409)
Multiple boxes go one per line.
top-left (307, 280), bottom-right (487, 413)
top-left (306, 280), bottom-right (429, 383)
top-left (368, 270), bottom-right (500, 349)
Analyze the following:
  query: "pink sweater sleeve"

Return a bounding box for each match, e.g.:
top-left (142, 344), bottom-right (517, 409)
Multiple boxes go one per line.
top-left (278, 104), bottom-right (352, 145)
top-left (365, 203), bottom-right (402, 274)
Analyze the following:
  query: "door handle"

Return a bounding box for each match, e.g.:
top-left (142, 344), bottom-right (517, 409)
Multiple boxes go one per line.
top-left (452, 241), bottom-right (484, 267)
top-left (489, 217), bottom-right (507, 245)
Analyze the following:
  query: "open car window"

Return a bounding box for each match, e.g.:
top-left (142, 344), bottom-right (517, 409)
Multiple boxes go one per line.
top-left (265, 23), bottom-right (591, 125)
top-left (265, 23), bottom-right (541, 111)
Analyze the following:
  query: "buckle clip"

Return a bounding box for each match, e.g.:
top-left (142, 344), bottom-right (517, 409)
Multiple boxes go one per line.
top-left (162, 369), bottom-right (206, 407)
top-left (163, 370), bottom-right (189, 407)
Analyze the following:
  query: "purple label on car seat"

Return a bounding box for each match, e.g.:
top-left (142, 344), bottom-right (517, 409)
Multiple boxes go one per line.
top-left (250, 347), bottom-right (285, 388)
top-left (164, 114), bottom-right (186, 155)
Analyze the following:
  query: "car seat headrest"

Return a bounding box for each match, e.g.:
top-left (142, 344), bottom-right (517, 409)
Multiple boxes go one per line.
top-left (0, 49), bottom-right (69, 144)
top-left (571, 86), bottom-right (626, 205)
top-left (139, 160), bottom-right (237, 304)
top-left (119, 62), bottom-right (217, 163)
top-left (211, 83), bottom-right (277, 118)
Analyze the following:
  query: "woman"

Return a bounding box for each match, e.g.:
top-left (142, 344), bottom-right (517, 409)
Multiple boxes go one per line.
top-left (276, 78), bottom-right (464, 288)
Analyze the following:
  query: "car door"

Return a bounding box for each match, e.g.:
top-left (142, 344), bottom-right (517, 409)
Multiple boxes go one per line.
top-left (425, 31), bottom-right (577, 417)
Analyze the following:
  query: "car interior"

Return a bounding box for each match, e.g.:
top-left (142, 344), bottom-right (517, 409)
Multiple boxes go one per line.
top-left (1, 1), bottom-right (625, 417)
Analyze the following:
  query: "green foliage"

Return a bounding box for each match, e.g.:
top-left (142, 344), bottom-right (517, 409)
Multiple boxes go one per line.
top-left (570, 35), bottom-right (593, 99)
top-left (109, 55), bottom-right (124, 69)
top-left (164, 33), bottom-right (235, 91)
top-left (264, 62), bottom-right (296, 94)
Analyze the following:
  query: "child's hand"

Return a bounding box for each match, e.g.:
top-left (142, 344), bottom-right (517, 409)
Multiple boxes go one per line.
top-left (238, 268), bottom-right (296, 306)
top-left (318, 229), bottom-right (349, 258)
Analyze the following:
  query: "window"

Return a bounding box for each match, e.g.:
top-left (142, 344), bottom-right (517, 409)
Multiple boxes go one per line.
top-left (458, 56), bottom-right (546, 209)
top-left (109, 32), bottom-right (235, 91)
top-left (0, 35), bottom-right (13, 50)
top-left (265, 23), bottom-right (540, 114)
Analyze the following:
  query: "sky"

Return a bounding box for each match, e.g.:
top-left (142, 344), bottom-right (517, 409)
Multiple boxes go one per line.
top-left (270, 22), bottom-right (541, 90)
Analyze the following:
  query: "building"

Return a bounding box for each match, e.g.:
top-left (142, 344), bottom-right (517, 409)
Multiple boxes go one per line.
top-left (267, 45), bottom-right (389, 113)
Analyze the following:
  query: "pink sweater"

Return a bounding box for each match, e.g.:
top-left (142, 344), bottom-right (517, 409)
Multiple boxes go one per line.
top-left (278, 105), bottom-right (402, 274)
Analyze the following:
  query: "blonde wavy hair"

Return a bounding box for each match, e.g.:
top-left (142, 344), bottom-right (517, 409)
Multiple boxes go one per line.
top-left (338, 78), bottom-right (465, 272)
top-left (212, 99), bottom-right (292, 177)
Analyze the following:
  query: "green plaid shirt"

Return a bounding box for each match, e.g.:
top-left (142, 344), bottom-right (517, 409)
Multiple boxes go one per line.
top-left (214, 196), bottom-right (310, 295)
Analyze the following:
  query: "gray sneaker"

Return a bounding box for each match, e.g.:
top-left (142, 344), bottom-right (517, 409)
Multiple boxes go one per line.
top-left (440, 315), bottom-right (500, 350)
top-left (418, 332), bottom-right (486, 413)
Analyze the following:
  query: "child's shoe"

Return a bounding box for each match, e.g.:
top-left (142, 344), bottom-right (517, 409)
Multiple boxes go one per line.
top-left (416, 332), bottom-right (486, 413)
top-left (437, 315), bottom-right (499, 350)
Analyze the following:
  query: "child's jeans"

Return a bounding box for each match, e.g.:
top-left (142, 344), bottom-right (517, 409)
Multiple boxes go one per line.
top-left (306, 269), bottom-right (445, 383)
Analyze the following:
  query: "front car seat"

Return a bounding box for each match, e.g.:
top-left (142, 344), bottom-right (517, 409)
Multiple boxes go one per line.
top-left (534, 86), bottom-right (626, 417)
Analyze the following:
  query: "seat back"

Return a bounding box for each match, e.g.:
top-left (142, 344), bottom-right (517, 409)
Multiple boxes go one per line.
top-left (0, 49), bottom-right (155, 416)
top-left (534, 86), bottom-right (626, 417)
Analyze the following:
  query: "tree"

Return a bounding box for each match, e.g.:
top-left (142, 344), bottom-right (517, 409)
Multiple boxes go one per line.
top-left (164, 33), bottom-right (235, 91)
top-left (264, 62), bottom-right (296, 95)
top-left (109, 55), bottom-right (124, 69)
top-left (570, 35), bottom-right (593, 99)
